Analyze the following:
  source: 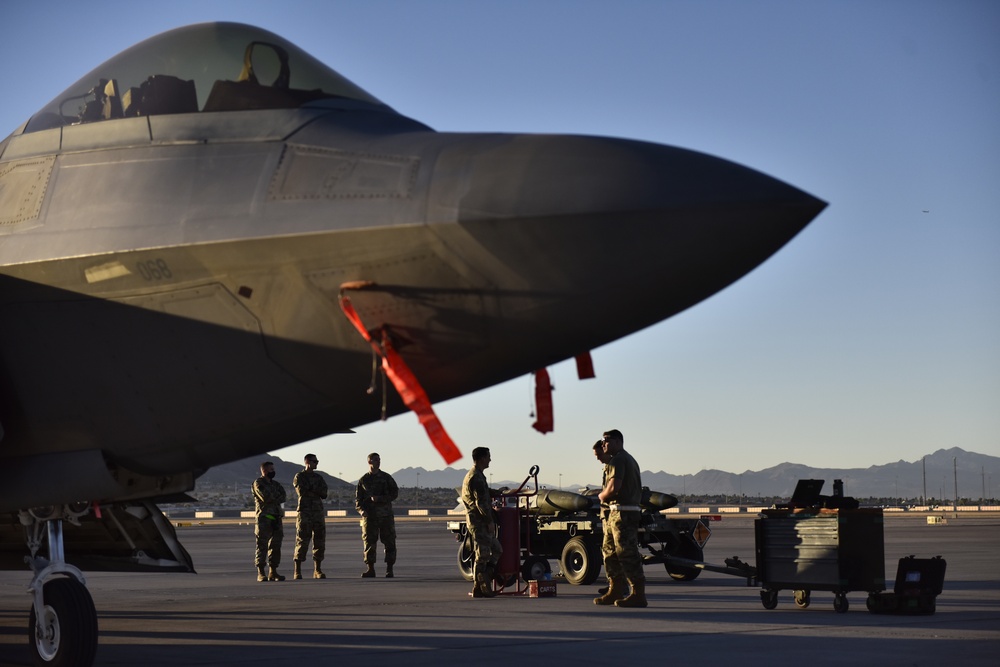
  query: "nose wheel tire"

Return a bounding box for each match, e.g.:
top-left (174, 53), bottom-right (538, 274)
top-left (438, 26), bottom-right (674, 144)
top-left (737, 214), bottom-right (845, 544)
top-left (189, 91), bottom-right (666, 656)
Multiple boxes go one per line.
top-left (28, 578), bottom-right (98, 667)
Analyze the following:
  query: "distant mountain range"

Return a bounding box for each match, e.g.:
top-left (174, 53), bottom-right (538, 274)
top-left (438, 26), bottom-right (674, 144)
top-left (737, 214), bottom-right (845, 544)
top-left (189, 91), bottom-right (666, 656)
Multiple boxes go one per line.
top-left (387, 447), bottom-right (998, 500)
top-left (635, 447), bottom-right (998, 500)
top-left (195, 456), bottom-right (352, 493)
top-left (199, 447), bottom-right (998, 501)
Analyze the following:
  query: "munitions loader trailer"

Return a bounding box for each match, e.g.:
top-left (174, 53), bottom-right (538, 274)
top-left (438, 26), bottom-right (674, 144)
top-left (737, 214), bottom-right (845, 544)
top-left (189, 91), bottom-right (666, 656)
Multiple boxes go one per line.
top-left (448, 466), bottom-right (756, 588)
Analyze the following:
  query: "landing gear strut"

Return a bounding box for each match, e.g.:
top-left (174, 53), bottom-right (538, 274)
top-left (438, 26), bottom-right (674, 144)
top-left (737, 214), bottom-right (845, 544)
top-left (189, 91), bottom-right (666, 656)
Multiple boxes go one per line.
top-left (22, 506), bottom-right (99, 667)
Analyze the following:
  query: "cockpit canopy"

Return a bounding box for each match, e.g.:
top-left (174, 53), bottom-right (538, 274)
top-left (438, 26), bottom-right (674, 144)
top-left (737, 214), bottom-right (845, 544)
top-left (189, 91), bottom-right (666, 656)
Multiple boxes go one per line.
top-left (24, 22), bottom-right (389, 133)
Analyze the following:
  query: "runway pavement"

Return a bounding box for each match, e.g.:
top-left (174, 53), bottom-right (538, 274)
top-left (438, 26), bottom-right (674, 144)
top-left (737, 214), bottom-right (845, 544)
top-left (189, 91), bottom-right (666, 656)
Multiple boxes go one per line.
top-left (2, 514), bottom-right (998, 666)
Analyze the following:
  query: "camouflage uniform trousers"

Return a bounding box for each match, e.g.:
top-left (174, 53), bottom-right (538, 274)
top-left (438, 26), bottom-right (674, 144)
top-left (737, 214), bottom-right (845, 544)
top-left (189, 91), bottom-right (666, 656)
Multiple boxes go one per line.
top-left (255, 515), bottom-right (283, 568)
top-left (601, 510), bottom-right (645, 586)
top-left (467, 515), bottom-right (502, 568)
top-left (294, 510), bottom-right (327, 563)
top-left (360, 513), bottom-right (397, 565)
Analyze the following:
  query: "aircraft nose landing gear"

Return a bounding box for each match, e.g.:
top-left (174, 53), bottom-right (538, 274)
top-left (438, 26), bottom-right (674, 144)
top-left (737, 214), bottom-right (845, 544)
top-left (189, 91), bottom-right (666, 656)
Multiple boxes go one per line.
top-left (21, 506), bottom-right (99, 667)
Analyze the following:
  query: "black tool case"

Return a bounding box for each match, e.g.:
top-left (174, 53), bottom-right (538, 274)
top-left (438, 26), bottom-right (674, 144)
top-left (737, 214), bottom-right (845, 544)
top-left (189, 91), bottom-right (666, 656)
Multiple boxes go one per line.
top-left (866, 555), bottom-right (946, 614)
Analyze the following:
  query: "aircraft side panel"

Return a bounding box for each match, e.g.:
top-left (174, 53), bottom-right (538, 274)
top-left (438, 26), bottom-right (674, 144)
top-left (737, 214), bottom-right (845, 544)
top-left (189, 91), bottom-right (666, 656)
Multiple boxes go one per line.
top-left (0, 156), bottom-right (55, 227)
top-left (0, 275), bottom-right (334, 474)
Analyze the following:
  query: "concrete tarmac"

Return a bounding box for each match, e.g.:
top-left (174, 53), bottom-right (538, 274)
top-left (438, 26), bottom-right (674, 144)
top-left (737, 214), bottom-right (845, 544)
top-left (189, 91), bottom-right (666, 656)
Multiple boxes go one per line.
top-left (1, 514), bottom-right (998, 666)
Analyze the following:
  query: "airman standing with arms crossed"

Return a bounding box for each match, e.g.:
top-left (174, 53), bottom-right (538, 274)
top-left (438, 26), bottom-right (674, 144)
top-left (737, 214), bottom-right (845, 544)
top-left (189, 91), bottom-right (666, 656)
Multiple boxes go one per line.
top-left (292, 453), bottom-right (329, 579)
top-left (462, 446), bottom-right (504, 598)
top-left (356, 453), bottom-right (399, 577)
top-left (253, 461), bottom-right (287, 582)
top-left (594, 429), bottom-right (647, 607)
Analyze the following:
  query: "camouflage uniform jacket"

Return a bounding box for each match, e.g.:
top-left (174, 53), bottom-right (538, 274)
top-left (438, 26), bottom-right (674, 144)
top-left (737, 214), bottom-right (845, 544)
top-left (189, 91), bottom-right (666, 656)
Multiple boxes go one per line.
top-left (606, 449), bottom-right (642, 506)
top-left (355, 470), bottom-right (398, 517)
top-left (600, 463), bottom-right (611, 518)
top-left (253, 476), bottom-right (287, 519)
top-left (293, 469), bottom-right (328, 513)
top-left (462, 467), bottom-right (493, 526)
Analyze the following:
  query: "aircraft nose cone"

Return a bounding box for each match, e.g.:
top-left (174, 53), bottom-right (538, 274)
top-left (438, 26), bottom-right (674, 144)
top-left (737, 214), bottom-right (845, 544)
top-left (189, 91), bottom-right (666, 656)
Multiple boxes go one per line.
top-left (432, 134), bottom-right (823, 228)
top-left (429, 134), bottom-right (825, 336)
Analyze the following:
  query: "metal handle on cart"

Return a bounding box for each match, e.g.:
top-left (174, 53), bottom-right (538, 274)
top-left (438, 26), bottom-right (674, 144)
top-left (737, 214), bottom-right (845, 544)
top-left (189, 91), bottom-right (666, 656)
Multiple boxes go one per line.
top-left (508, 465), bottom-right (540, 497)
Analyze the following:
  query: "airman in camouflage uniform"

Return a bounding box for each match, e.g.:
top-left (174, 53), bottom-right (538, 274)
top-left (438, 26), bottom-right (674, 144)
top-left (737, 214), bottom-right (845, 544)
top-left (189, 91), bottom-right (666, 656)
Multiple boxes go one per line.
top-left (462, 446), bottom-right (503, 598)
top-left (356, 452), bottom-right (399, 578)
top-left (293, 453), bottom-right (329, 579)
top-left (592, 440), bottom-right (613, 595)
top-left (592, 440), bottom-right (612, 521)
top-left (595, 429), bottom-right (647, 607)
top-left (252, 461), bottom-right (287, 582)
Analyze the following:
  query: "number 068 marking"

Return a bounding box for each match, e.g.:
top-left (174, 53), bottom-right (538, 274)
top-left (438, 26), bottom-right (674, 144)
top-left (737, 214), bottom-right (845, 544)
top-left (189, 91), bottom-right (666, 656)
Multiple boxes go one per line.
top-left (136, 259), bottom-right (173, 281)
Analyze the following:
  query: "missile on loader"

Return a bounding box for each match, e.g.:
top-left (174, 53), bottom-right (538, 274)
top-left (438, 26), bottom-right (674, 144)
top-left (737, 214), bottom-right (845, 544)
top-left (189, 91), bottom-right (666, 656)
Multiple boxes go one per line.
top-left (530, 489), bottom-right (599, 515)
top-left (642, 488), bottom-right (679, 511)
top-left (527, 488), bottom-right (677, 515)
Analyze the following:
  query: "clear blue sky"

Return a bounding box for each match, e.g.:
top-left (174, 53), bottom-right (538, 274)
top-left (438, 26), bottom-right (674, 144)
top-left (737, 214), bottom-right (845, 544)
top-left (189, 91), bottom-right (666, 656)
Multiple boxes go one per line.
top-left (3, 1), bottom-right (997, 488)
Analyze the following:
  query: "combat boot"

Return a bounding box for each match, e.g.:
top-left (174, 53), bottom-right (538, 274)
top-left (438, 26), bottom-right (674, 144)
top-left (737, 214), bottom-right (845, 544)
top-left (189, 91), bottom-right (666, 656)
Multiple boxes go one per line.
top-left (472, 564), bottom-right (496, 598)
top-left (256, 565), bottom-right (267, 582)
top-left (267, 567), bottom-right (285, 581)
top-left (361, 563), bottom-right (376, 578)
top-left (385, 564), bottom-right (394, 578)
top-left (593, 579), bottom-right (626, 605)
top-left (313, 562), bottom-right (326, 579)
top-left (615, 581), bottom-right (648, 608)
top-left (293, 560), bottom-right (302, 580)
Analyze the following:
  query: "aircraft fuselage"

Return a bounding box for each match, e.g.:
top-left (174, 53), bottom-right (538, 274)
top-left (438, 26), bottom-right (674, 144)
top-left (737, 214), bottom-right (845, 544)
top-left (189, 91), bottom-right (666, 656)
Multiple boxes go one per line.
top-left (0, 23), bottom-right (825, 511)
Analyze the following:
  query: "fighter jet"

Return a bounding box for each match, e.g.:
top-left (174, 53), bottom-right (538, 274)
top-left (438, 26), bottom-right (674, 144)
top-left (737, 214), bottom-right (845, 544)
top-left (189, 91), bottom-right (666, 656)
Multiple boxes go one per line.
top-left (0, 22), bottom-right (824, 665)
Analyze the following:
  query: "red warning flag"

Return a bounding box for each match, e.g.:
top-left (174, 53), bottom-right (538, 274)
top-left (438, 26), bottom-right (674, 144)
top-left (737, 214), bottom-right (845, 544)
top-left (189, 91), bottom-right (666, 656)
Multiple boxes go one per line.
top-left (575, 352), bottom-right (595, 379)
top-left (532, 368), bottom-right (554, 434)
top-left (339, 293), bottom-right (377, 347)
top-left (380, 334), bottom-right (462, 464)
top-left (338, 290), bottom-right (462, 464)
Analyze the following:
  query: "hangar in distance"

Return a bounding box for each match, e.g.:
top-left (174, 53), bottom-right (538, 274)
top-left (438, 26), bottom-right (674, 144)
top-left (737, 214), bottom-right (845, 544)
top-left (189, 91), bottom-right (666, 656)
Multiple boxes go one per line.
top-left (0, 22), bottom-right (825, 665)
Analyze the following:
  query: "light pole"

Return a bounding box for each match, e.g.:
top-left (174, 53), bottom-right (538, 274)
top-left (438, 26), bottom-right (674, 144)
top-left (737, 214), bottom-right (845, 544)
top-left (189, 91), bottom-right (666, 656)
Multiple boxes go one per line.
top-left (559, 473), bottom-right (562, 490)
top-left (922, 456), bottom-right (927, 505)
top-left (953, 457), bottom-right (958, 508)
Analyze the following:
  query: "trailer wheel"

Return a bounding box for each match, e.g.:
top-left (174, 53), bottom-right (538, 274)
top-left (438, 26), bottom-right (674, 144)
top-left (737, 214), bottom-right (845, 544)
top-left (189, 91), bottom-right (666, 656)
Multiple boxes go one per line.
top-left (833, 593), bottom-right (849, 613)
top-left (794, 589), bottom-right (811, 608)
top-left (521, 556), bottom-right (551, 582)
top-left (761, 589), bottom-right (779, 610)
top-left (456, 535), bottom-right (474, 582)
top-left (665, 539), bottom-right (703, 581)
top-left (560, 536), bottom-right (601, 585)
